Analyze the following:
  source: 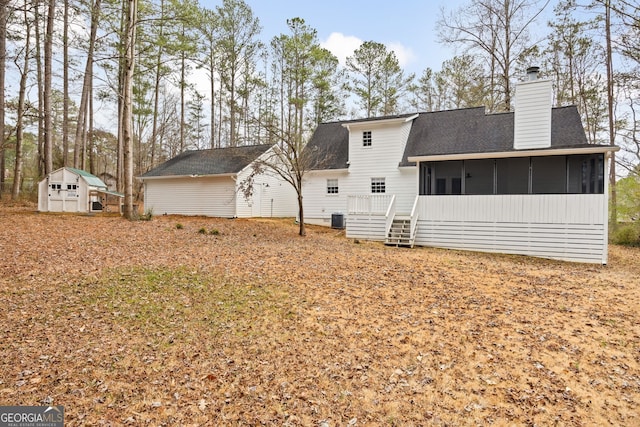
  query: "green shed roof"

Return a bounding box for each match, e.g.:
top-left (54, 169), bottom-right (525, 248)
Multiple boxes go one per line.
top-left (68, 167), bottom-right (108, 189)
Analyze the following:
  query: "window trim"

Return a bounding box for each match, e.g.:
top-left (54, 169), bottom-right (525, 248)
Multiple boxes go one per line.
top-left (326, 178), bottom-right (339, 195)
top-left (362, 130), bottom-right (372, 147)
top-left (371, 177), bottom-right (386, 194)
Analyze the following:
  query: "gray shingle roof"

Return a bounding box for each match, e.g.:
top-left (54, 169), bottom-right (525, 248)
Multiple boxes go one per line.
top-left (140, 144), bottom-right (273, 178)
top-left (305, 122), bottom-right (349, 170)
top-left (306, 106), bottom-right (595, 170)
top-left (400, 105), bottom-right (590, 165)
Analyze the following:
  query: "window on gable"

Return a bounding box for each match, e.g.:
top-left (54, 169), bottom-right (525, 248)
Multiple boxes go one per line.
top-left (326, 179), bottom-right (339, 194)
top-left (371, 177), bottom-right (386, 193)
top-left (362, 131), bottom-right (372, 147)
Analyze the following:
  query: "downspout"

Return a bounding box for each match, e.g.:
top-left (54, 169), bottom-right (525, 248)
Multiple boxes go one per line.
top-left (603, 152), bottom-right (611, 265)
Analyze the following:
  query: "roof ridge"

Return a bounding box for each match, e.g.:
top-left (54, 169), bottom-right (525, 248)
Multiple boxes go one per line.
top-left (185, 143), bottom-right (275, 153)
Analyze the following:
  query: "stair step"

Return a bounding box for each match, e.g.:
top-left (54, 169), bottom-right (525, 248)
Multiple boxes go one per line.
top-left (386, 216), bottom-right (416, 248)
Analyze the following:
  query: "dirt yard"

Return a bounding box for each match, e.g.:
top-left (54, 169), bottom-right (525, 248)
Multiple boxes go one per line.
top-left (1, 203), bottom-right (638, 426)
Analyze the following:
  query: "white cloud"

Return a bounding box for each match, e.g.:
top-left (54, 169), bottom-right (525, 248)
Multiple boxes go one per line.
top-left (321, 32), bottom-right (362, 65)
top-left (321, 32), bottom-right (417, 70)
top-left (385, 42), bottom-right (417, 69)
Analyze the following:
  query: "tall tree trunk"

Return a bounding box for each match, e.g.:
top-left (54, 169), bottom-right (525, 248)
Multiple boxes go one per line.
top-left (180, 47), bottom-right (186, 152)
top-left (218, 83), bottom-right (223, 146)
top-left (121, 0), bottom-right (137, 219)
top-left (209, 45), bottom-right (215, 149)
top-left (149, 0), bottom-right (164, 168)
top-left (116, 0), bottom-right (125, 192)
top-left (75, 0), bottom-right (101, 169)
top-left (0, 0), bottom-right (7, 198)
top-left (35, 0), bottom-right (45, 177)
top-left (229, 71), bottom-right (236, 146)
top-left (62, 0), bottom-right (69, 166)
top-left (13, 11), bottom-right (30, 199)
top-left (89, 81), bottom-right (95, 174)
top-left (43, 0), bottom-right (55, 175)
top-left (605, 0), bottom-right (617, 227)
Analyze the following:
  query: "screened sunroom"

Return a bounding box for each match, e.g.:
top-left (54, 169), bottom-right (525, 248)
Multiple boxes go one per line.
top-left (419, 153), bottom-right (604, 196)
top-left (409, 147), bottom-right (617, 264)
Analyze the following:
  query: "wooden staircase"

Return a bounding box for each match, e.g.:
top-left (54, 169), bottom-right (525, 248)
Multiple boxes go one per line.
top-left (385, 216), bottom-right (416, 248)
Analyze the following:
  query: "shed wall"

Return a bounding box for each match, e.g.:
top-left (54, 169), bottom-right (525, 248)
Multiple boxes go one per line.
top-left (235, 154), bottom-right (298, 218)
top-left (38, 168), bottom-right (91, 213)
top-left (144, 176), bottom-right (237, 217)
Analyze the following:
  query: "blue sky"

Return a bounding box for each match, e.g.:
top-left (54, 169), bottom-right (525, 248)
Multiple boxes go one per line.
top-left (199, 0), bottom-right (470, 75)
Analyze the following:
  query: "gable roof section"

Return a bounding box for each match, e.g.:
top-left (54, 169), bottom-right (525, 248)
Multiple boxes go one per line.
top-left (306, 105), bottom-right (603, 170)
top-left (305, 122), bottom-right (349, 170)
top-left (401, 105), bottom-right (593, 165)
top-left (140, 144), bottom-right (273, 178)
top-left (305, 113), bottom-right (419, 170)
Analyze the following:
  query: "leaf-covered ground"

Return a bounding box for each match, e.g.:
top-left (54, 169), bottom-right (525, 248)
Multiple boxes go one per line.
top-left (1, 203), bottom-right (639, 426)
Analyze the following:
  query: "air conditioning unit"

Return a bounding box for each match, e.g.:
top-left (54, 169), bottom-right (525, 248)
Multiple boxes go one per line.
top-left (331, 213), bottom-right (345, 229)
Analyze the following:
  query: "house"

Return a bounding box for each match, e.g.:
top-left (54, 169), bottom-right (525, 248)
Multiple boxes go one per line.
top-left (38, 167), bottom-right (123, 213)
top-left (138, 144), bottom-right (298, 218)
top-left (303, 70), bottom-right (618, 264)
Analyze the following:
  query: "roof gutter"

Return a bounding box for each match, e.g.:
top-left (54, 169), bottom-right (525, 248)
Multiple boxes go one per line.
top-left (137, 173), bottom-right (237, 181)
top-left (342, 113), bottom-right (419, 131)
top-left (306, 168), bottom-right (350, 174)
top-left (408, 145), bottom-right (619, 163)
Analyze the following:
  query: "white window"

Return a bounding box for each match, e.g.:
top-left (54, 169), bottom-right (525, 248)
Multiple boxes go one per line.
top-left (371, 177), bottom-right (386, 193)
top-left (362, 131), bottom-right (372, 147)
top-left (326, 179), bottom-right (339, 194)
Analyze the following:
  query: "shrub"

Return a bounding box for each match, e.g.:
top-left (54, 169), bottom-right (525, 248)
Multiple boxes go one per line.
top-left (210, 229), bottom-right (220, 236)
top-left (198, 227), bottom-right (207, 234)
top-left (176, 223), bottom-right (184, 230)
top-left (139, 208), bottom-right (153, 221)
top-left (611, 223), bottom-right (640, 246)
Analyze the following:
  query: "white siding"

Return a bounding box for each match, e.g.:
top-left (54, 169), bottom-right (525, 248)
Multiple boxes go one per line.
top-left (415, 194), bottom-right (607, 263)
top-left (304, 119), bottom-right (416, 226)
top-left (347, 121), bottom-right (416, 213)
top-left (514, 79), bottom-right (552, 150)
top-left (302, 170), bottom-right (349, 226)
top-left (234, 148), bottom-right (299, 218)
top-left (144, 176), bottom-right (237, 217)
top-left (38, 168), bottom-right (91, 213)
top-left (235, 168), bottom-right (298, 218)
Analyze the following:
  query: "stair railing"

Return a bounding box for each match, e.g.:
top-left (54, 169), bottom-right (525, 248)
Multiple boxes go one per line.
top-left (384, 195), bottom-right (397, 239)
top-left (409, 195), bottom-right (420, 247)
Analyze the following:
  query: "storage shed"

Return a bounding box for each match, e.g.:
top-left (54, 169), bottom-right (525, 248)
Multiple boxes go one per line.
top-left (38, 167), bottom-right (123, 213)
